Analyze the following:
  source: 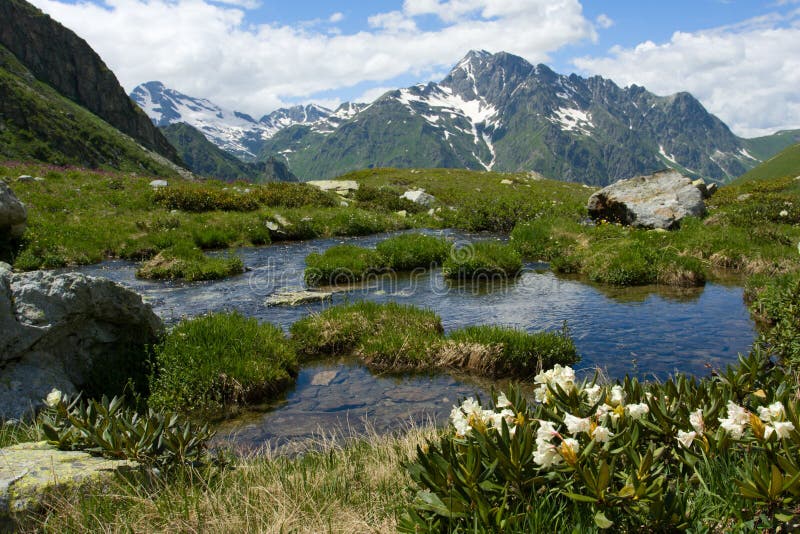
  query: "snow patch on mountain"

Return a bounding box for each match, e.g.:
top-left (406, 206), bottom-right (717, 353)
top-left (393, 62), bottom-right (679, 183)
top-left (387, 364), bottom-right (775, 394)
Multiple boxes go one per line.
top-left (550, 107), bottom-right (593, 135)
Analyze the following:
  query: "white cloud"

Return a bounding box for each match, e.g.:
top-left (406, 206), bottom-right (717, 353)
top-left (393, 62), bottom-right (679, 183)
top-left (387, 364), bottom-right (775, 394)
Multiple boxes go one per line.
top-left (356, 86), bottom-right (396, 103)
top-left (595, 14), bottom-right (613, 29)
top-left (329, 12), bottom-right (344, 23)
top-left (28, 0), bottom-right (595, 116)
top-left (574, 12), bottom-right (800, 137)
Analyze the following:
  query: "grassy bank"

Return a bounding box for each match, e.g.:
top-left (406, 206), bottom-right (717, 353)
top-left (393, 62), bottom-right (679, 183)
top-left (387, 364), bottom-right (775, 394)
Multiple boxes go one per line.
top-left (5, 161), bottom-right (800, 287)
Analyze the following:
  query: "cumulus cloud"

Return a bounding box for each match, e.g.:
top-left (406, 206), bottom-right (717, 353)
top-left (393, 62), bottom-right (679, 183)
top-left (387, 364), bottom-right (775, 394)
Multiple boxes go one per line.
top-left (574, 11), bottom-right (800, 137)
top-left (28, 0), bottom-right (596, 116)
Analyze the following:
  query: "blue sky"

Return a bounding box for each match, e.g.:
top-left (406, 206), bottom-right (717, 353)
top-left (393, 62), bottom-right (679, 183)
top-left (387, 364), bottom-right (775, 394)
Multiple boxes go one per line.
top-left (29, 0), bottom-right (800, 136)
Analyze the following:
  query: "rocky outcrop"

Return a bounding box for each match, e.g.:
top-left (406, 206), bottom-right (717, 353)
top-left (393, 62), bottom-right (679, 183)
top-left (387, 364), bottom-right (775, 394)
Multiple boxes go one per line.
top-left (587, 170), bottom-right (707, 229)
top-left (0, 441), bottom-right (135, 523)
top-left (0, 0), bottom-right (180, 165)
top-left (0, 183), bottom-right (26, 239)
top-left (0, 265), bottom-right (163, 420)
top-left (401, 190), bottom-right (436, 207)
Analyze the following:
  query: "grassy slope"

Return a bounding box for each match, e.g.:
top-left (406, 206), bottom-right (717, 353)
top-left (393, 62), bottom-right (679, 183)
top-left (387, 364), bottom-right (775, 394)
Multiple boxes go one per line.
top-left (742, 130), bottom-right (800, 161)
top-left (0, 45), bottom-right (178, 177)
top-left (160, 122), bottom-right (298, 183)
top-left (733, 142), bottom-right (800, 184)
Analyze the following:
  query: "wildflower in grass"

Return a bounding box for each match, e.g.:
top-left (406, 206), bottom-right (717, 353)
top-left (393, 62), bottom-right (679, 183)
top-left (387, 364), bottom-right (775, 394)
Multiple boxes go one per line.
top-left (719, 401), bottom-right (749, 439)
top-left (610, 385), bottom-right (625, 406)
top-left (690, 409), bottom-right (705, 433)
top-left (627, 403), bottom-right (649, 420)
top-left (583, 384), bottom-right (602, 405)
top-left (592, 425), bottom-right (613, 443)
top-left (757, 401), bottom-right (785, 422)
top-left (780, 210), bottom-right (789, 217)
top-left (564, 413), bottom-right (592, 435)
top-left (677, 430), bottom-right (697, 448)
top-left (45, 388), bottom-right (63, 408)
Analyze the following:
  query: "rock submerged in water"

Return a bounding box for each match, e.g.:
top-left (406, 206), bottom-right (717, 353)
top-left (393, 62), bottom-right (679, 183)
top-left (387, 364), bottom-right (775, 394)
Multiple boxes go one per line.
top-left (0, 265), bottom-right (164, 420)
top-left (0, 182), bottom-right (27, 240)
top-left (587, 170), bottom-right (707, 230)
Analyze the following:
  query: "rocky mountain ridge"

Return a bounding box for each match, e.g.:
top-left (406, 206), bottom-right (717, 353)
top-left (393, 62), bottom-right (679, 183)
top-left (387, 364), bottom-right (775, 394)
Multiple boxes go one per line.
top-left (133, 51), bottom-right (796, 185)
top-left (0, 0), bottom-right (180, 166)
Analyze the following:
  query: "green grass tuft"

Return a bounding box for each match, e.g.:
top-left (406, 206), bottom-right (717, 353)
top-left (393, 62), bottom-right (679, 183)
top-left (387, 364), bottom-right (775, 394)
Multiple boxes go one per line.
top-left (375, 233), bottom-right (450, 271)
top-left (442, 241), bottom-right (522, 281)
top-left (304, 244), bottom-right (387, 286)
top-left (149, 312), bottom-right (298, 415)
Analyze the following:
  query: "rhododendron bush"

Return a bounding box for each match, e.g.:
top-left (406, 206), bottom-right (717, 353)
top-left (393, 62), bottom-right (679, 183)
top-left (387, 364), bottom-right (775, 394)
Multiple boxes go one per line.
top-left (400, 348), bottom-right (800, 532)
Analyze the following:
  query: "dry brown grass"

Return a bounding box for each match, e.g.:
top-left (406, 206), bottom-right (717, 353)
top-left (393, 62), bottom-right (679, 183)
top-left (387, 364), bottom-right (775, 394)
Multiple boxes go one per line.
top-left (19, 425), bottom-right (440, 534)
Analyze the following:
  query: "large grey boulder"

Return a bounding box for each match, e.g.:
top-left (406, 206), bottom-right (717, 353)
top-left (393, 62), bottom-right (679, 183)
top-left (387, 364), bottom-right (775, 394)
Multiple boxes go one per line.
top-left (587, 170), bottom-right (706, 229)
top-left (0, 265), bottom-right (163, 420)
top-left (0, 182), bottom-right (27, 239)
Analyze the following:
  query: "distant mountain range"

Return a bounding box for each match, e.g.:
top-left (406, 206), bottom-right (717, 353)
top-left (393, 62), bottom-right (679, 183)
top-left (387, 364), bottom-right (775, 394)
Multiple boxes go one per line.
top-left (131, 81), bottom-right (366, 160)
top-left (131, 51), bottom-right (800, 185)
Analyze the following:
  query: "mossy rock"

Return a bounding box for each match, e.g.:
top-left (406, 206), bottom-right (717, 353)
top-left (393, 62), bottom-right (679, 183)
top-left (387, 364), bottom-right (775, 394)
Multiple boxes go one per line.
top-left (0, 441), bottom-right (135, 521)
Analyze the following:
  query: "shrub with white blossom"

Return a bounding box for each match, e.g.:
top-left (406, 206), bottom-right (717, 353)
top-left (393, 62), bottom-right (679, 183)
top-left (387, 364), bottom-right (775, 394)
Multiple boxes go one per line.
top-left (401, 346), bottom-right (800, 532)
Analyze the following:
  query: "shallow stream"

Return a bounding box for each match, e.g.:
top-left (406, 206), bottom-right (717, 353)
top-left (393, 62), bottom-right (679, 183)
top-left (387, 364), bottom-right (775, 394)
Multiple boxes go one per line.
top-left (65, 230), bottom-right (756, 452)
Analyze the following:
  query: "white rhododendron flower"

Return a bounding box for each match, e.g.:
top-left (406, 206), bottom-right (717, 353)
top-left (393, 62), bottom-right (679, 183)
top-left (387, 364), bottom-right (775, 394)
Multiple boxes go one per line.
top-left (450, 405), bottom-right (471, 436)
top-left (533, 442), bottom-right (562, 468)
top-left (610, 385), bottom-right (625, 406)
top-left (774, 421), bottom-right (795, 439)
top-left (45, 388), bottom-right (63, 408)
top-left (677, 430), bottom-right (697, 448)
top-left (592, 425), bottom-right (613, 443)
top-left (487, 409), bottom-right (516, 431)
top-left (689, 409), bottom-right (705, 433)
top-left (627, 403), bottom-right (649, 420)
top-left (583, 384), bottom-right (602, 405)
top-left (757, 401), bottom-right (785, 423)
top-left (719, 401), bottom-right (750, 439)
top-left (596, 403), bottom-right (621, 423)
top-left (534, 364), bottom-right (575, 392)
top-left (496, 392), bottom-right (512, 409)
top-left (564, 413), bottom-right (592, 435)
top-left (533, 385), bottom-right (549, 404)
top-left (460, 397), bottom-right (482, 416)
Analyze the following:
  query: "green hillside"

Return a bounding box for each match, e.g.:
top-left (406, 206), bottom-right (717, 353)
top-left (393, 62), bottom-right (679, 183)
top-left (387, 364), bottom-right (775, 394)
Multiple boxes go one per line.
top-left (161, 122), bottom-right (297, 183)
top-left (742, 129), bottom-right (800, 161)
top-left (734, 142), bottom-right (800, 184)
top-left (0, 45), bottom-right (179, 176)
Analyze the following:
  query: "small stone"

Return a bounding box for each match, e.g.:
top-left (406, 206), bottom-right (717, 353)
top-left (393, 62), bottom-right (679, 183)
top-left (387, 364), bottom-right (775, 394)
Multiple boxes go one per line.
top-left (149, 180), bottom-right (168, 188)
top-left (737, 193), bottom-right (751, 201)
top-left (310, 370), bottom-right (338, 386)
top-left (427, 208), bottom-right (435, 216)
top-left (340, 201), bottom-right (349, 207)
top-left (500, 179), bottom-right (513, 185)
top-left (395, 210), bottom-right (407, 217)
top-left (265, 221), bottom-right (279, 231)
top-left (16, 175), bottom-right (33, 183)
top-left (33, 177), bottom-right (45, 183)
top-left (265, 290), bottom-right (333, 307)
